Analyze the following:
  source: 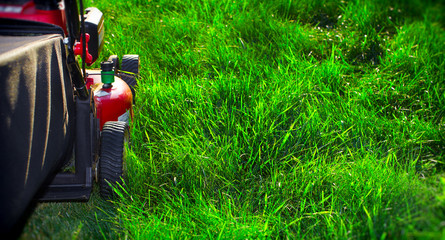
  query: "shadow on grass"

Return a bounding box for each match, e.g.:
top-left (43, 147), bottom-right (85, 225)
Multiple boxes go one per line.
top-left (20, 187), bottom-right (120, 239)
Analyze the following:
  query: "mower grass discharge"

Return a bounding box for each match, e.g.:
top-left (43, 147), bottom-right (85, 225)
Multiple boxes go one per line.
top-left (21, 0), bottom-right (445, 239)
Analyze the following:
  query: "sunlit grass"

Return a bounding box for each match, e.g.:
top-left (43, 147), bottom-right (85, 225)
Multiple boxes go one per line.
top-left (22, 0), bottom-right (444, 239)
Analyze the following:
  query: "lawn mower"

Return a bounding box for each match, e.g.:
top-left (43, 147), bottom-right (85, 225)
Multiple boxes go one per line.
top-left (0, 0), bottom-right (139, 237)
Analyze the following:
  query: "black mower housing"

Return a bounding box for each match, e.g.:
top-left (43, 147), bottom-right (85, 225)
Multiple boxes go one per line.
top-left (83, 7), bottom-right (104, 64)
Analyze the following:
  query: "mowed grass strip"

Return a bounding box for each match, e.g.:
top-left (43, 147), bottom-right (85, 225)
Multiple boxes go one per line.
top-left (22, 0), bottom-right (444, 239)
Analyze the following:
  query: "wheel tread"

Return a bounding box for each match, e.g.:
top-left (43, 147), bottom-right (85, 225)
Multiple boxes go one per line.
top-left (121, 55), bottom-right (139, 75)
top-left (99, 121), bottom-right (129, 198)
top-left (120, 55), bottom-right (139, 102)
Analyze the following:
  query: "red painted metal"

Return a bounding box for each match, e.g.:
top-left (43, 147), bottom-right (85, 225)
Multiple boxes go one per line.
top-left (0, 1), bottom-right (67, 34)
top-left (87, 72), bottom-right (133, 130)
top-left (74, 33), bottom-right (93, 65)
top-left (85, 71), bottom-right (99, 90)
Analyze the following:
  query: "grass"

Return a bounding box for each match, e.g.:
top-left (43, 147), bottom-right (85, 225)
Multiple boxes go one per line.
top-left (20, 189), bottom-right (119, 239)
top-left (21, 0), bottom-right (445, 239)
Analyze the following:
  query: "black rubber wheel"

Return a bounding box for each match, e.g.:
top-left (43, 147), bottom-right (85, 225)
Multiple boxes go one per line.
top-left (99, 121), bottom-right (129, 199)
top-left (120, 55), bottom-right (139, 101)
top-left (121, 54), bottom-right (139, 75)
top-left (107, 55), bottom-right (120, 73)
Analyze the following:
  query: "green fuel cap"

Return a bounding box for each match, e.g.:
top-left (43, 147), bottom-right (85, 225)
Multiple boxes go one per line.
top-left (101, 61), bottom-right (114, 88)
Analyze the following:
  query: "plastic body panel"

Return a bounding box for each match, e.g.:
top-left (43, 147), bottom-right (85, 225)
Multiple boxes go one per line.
top-left (86, 70), bottom-right (133, 130)
top-left (84, 7), bottom-right (104, 64)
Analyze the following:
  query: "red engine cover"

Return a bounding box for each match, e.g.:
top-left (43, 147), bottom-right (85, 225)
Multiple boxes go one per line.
top-left (87, 73), bottom-right (133, 130)
top-left (0, 1), bottom-right (67, 34)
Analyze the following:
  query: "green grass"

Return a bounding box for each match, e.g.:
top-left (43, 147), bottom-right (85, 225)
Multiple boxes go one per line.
top-left (20, 189), bottom-right (119, 239)
top-left (21, 0), bottom-right (445, 239)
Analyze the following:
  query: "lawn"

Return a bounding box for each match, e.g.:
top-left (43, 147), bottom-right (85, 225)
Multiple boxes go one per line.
top-left (21, 0), bottom-right (444, 239)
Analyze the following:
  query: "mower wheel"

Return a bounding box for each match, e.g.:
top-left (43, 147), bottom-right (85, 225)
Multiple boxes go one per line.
top-left (99, 121), bottom-right (129, 199)
top-left (121, 54), bottom-right (139, 75)
top-left (107, 55), bottom-right (120, 73)
top-left (120, 55), bottom-right (139, 100)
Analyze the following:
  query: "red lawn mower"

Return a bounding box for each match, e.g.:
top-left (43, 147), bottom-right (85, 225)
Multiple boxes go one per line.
top-left (0, 0), bottom-right (139, 237)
